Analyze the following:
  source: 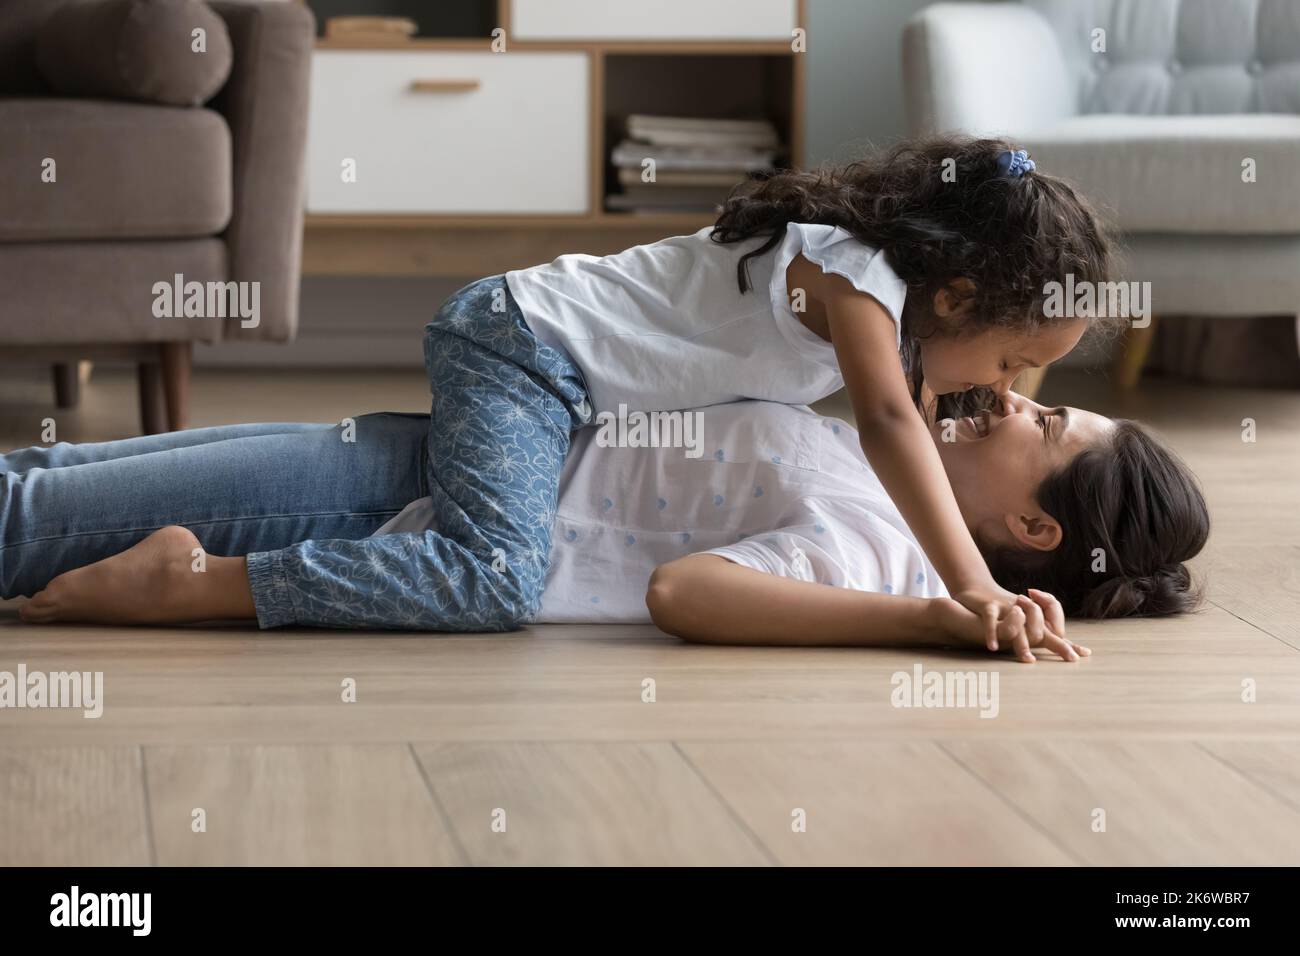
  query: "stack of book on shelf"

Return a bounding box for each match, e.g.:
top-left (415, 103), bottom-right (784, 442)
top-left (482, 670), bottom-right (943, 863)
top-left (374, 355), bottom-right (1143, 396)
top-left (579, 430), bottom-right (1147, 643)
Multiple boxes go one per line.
top-left (607, 114), bottom-right (780, 214)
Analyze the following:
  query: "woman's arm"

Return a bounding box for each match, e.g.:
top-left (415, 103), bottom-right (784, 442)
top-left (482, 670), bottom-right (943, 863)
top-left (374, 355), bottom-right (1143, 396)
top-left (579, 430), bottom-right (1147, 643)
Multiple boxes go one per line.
top-left (646, 554), bottom-right (1084, 660)
top-left (647, 553), bottom-right (943, 647)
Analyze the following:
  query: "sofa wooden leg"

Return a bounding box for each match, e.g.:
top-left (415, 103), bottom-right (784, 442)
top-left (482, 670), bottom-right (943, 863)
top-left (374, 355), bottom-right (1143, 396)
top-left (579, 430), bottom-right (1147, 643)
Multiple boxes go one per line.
top-left (52, 363), bottom-right (80, 408)
top-left (137, 358), bottom-right (166, 435)
top-left (1013, 365), bottom-right (1048, 401)
top-left (160, 341), bottom-right (192, 431)
top-left (1113, 316), bottom-right (1159, 390)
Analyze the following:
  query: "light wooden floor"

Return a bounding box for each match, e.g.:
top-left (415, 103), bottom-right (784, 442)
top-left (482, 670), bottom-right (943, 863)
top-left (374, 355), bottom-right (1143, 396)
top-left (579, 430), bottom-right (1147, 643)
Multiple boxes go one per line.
top-left (1, 365), bottom-right (1298, 866)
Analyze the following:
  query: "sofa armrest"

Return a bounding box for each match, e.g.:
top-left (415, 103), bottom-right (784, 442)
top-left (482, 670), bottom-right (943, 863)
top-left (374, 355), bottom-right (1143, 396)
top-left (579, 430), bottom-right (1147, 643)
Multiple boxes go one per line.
top-left (207, 0), bottom-right (315, 342)
top-left (902, 2), bottom-right (1075, 138)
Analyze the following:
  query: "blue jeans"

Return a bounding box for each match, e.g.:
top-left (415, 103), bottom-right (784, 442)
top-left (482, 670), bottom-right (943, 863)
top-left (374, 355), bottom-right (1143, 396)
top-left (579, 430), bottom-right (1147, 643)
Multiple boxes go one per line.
top-left (0, 276), bottom-right (592, 630)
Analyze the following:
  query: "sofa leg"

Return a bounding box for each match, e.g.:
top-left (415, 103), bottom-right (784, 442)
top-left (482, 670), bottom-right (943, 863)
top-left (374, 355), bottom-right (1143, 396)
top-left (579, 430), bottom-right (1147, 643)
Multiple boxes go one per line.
top-left (1013, 365), bottom-right (1048, 401)
top-left (160, 341), bottom-right (192, 431)
top-left (137, 359), bottom-right (166, 435)
top-left (1113, 316), bottom-right (1159, 390)
top-left (52, 363), bottom-right (80, 408)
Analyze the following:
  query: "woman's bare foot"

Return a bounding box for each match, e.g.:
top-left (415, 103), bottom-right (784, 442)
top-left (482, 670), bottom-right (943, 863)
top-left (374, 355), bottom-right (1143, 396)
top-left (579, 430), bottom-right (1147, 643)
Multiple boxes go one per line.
top-left (19, 525), bottom-right (254, 625)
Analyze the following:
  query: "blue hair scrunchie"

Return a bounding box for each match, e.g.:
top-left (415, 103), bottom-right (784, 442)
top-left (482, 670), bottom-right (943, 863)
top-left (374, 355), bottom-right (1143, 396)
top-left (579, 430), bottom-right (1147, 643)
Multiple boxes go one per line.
top-left (996, 148), bottom-right (1036, 177)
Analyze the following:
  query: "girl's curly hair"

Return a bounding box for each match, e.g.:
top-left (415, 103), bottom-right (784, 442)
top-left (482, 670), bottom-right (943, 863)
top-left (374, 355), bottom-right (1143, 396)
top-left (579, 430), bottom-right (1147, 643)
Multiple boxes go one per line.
top-left (710, 134), bottom-right (1118, 418)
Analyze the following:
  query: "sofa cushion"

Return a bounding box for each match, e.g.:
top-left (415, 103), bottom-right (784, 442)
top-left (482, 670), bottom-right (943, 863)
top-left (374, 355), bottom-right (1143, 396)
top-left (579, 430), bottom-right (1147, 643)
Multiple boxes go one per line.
top-left (36, 0), bottom-right (233, 107)
top-left (0, 238), bottom-right (227, 345)
top-left (1119, 233), bottom-right (1300, 315)
top-left (1024, 113), bottom-right (1300, 233)
top-left (0, 98), bottom-right (231, 241)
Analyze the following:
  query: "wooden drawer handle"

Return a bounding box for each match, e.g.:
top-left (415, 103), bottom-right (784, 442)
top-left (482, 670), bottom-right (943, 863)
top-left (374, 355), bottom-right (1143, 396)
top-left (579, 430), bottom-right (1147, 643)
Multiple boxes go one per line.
top-left (409, 79), bottom-right (481, 93)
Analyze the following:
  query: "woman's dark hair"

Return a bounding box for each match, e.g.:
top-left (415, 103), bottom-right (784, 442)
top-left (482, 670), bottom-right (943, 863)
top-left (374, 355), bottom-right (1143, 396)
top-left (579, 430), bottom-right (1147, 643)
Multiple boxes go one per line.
top-left (982, 420), bottom-right (1210, 618)
top-left (710, 134), bottom-right (1118, 418)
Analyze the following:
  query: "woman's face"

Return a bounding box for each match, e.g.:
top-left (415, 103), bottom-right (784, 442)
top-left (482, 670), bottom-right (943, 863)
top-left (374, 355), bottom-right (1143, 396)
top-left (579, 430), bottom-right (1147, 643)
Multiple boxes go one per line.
top-left (931, 392), bottom-right (1115, 553)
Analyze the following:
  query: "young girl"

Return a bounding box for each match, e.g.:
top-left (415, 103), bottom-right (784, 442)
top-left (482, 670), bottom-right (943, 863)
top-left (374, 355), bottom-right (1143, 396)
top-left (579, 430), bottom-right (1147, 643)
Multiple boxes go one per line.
top-left (500, 134), bottom-right (1112, 654)
top-left (6, 135), bottom-right (1114, 658)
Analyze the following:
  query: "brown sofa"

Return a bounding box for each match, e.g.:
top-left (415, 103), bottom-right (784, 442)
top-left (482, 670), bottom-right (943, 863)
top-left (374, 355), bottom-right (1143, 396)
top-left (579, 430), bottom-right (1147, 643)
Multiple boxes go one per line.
top-left (0, 0), bottom-right (314, 433)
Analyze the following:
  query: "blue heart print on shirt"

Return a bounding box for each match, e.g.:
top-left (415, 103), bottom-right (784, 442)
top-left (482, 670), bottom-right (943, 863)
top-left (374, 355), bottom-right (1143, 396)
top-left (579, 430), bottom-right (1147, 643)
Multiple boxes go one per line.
top-left (714, 449), bottom-right (724, 461)
top-left (601, 498), bottom-right (613, 511)
top-left (916, 572), bottom-right (925, 584)
top-left (753, 486), bottom-right (764, 498)
top-left (679, 532), bottom-right (692, 544)
top-left (565, 529), bottom-right (578, 542)
top-left (884, 583), bottom-right (893, 594)
top-left (657, 498), bottom-right (667, 510)
top-left (713, 494), bottom-right (725, 506)
top-left (625, 534), bottom-right (636, 546)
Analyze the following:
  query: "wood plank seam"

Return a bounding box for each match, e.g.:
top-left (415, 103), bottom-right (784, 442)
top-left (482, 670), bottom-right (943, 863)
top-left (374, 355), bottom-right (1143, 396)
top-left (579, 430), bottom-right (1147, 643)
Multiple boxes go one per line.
top-left (668, 741), bottom-right (782, 867)
top-left (138, 745), bottom-right (159, 867)
top-left (935, 741), bottom-right (1088, 865)
top-left (407, 741), bottom-right (472, 866)
top-left (1195, 741), bottom-right (1300, 820)
top-left (1207, 598), bottom-right (1300, 652)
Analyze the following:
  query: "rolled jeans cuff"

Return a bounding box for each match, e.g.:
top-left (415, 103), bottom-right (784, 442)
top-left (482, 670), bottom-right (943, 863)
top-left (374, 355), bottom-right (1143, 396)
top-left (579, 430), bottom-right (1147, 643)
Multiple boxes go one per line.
top-left (246, 550), bottom-right (298, 629)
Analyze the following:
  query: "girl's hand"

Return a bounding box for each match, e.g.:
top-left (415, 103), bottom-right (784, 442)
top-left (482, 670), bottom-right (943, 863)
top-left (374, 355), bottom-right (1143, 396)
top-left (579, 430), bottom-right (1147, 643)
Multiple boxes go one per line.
top-left (1014, 589), bottom-right (1088, 662)
top-left (951, 582), bottom-right (1037, 660)
top-left (942, 586), bottom-right (1087, 663)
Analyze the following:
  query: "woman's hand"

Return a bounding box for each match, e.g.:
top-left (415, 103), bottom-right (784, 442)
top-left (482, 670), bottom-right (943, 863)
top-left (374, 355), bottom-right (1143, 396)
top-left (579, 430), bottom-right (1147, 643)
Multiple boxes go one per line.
top-left (950, 582), bottom-right (1042, 661)
top-left (932, 589), bottom-right (1088, 663)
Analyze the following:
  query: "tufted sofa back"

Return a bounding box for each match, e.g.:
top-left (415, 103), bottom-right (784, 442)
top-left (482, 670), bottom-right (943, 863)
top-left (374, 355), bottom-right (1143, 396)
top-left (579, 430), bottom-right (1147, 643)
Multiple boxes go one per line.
top-left (1025, 0), bottom-right (1300, 114)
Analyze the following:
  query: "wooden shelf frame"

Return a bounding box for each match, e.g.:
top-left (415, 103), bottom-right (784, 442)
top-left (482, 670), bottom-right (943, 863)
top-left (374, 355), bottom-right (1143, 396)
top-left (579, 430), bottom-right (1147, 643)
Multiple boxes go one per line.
top-left (301, 0), bottom-right (807, 276)
top-left (315, 37), bottom-right (803, 55)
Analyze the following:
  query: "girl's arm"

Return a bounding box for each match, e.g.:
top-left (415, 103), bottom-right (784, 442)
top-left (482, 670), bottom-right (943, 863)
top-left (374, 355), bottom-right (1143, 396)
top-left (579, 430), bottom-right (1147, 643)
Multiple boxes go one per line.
top-left (788, 258), bottom-right (1048, 658)
top-left (646, 554), bottom-right (1081, 659)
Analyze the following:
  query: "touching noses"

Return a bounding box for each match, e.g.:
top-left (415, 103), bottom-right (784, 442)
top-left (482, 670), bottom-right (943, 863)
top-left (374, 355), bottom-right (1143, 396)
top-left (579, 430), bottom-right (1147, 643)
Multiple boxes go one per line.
top-left (991, 373), bottom-right (1022, 404)
top-left (995, 390), bottom-right (1046, 421)
top-left (990, 382), bottom-right (1016, 417)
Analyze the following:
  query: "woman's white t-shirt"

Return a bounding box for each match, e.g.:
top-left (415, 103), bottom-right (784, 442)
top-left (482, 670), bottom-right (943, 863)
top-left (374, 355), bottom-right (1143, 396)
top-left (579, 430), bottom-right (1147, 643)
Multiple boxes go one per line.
top-left (372, 401), bottom-right (949, 623)
top-left (505, 224), bottom-right (908, 414)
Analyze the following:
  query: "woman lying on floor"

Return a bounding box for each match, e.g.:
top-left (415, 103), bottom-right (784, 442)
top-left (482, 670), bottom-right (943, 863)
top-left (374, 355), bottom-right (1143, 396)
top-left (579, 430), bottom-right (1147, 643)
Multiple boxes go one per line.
top-left (2, 387), bottom-right (1207, 663)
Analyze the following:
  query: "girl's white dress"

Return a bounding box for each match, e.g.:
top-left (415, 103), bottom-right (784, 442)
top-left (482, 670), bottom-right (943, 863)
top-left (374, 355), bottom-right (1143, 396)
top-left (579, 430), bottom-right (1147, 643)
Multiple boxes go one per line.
top-left (504, 224), bottom-right (908, 414)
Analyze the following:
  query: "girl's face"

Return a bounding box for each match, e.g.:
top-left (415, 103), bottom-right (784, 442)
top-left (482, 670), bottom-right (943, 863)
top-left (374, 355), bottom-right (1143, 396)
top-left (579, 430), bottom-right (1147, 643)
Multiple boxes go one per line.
top-left (919, 286), bottom-right (1089, 396)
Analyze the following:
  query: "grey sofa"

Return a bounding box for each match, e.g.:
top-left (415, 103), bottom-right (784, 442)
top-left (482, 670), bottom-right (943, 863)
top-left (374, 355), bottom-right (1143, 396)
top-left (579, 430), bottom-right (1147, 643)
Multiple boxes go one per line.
top-left (0, 0), bottom-right (314, 432)
top-left (903, 0), bottom-right (1300, 387)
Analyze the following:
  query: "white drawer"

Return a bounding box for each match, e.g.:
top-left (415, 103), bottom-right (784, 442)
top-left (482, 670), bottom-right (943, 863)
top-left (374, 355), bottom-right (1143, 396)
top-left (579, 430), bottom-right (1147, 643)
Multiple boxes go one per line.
top-left (308, 51), bottom-right (589, 214)
top-left (509, 0), bottom-right (798, 41)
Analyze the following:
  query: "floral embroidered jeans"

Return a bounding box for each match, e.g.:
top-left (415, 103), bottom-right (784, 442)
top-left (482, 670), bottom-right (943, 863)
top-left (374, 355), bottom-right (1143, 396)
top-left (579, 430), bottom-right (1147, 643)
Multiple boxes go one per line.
top-left (0, 276), bottom-right (593, 630)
